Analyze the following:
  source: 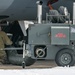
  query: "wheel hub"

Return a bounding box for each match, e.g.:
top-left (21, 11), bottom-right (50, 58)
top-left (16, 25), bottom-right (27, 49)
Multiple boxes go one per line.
top-left (61, 53), bottom-right (72, 65)
top-left (64, 57), bottom-right (68, 60)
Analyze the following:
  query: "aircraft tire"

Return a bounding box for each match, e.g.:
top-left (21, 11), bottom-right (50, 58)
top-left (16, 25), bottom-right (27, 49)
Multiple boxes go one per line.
top-left (6, 48), bottom-right (36, 66)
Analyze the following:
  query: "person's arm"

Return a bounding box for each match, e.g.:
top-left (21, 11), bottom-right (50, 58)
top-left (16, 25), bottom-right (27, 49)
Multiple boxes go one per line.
top-left (47, 2), bottom-right (53, 10)
top-left (1, 31), bottom-right (12, 45)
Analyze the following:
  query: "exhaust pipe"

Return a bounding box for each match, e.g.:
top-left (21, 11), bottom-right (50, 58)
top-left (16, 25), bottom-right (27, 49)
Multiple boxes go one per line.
top-left (36, 1), bottom-right (43, 24)
top-left (73, 2), bottom-right (75, 24)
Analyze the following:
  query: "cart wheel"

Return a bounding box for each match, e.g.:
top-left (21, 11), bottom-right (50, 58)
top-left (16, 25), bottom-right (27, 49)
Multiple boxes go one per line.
top-left (22, 62), bottom-right (26, 68)
top-left (55, 49), bottom-right (75, 66)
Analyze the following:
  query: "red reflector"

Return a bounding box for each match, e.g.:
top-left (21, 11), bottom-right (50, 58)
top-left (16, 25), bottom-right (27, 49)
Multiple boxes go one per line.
top-left (55, 33), bottom-right (66, 38)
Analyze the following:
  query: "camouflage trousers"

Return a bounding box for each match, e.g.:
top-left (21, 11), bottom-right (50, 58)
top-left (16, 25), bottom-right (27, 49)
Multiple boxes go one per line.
top-left (0, 50), bottom-right (7, 64)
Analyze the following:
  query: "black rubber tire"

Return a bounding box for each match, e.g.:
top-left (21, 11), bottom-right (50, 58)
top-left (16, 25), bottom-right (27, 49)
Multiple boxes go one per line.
top-left (6, 50), bottom-right (36, 66)
top-left (55, 49), bottom-right (75, 66)
top-left (25, 56), bottom-right (36, 66)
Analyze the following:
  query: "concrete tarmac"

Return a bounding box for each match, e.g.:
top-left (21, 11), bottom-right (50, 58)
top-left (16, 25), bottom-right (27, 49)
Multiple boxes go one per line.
top-left (0, 60), bottom-right (57, 69)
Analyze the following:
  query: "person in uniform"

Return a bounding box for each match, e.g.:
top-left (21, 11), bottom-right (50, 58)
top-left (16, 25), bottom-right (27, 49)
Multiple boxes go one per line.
top-left (0, 26), bottom-right (12, 64)
top-left (47, 2), bottom-right (69, 23)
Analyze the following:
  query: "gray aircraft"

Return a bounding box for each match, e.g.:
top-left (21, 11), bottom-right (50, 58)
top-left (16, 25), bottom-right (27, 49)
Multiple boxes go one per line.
top-left (0, 0), bottom-right (75, 67)
top-left (0, 0), bottom-right (48, 20)
top-left (0, 0), bottom-right (74, 21)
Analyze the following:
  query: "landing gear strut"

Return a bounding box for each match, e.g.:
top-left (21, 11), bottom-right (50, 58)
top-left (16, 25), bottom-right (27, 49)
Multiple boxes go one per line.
top-left (22, 38), bottom-right (26, 68)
